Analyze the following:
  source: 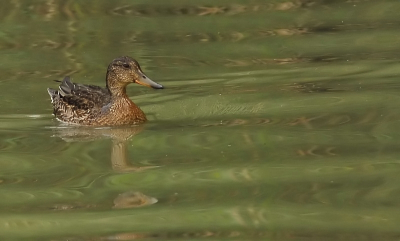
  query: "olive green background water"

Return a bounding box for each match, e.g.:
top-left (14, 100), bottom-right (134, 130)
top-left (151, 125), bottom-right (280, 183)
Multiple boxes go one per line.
top-left (1, 0), bottom-right (400, 240)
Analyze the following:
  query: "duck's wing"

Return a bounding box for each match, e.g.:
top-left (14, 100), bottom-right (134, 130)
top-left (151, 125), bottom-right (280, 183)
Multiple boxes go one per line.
top-left (56, 76), bottom-right (111, 110)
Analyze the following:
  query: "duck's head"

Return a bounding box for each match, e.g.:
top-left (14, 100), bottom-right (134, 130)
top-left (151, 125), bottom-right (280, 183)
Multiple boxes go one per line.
top-left (106, 56), bottom-right (164, 93)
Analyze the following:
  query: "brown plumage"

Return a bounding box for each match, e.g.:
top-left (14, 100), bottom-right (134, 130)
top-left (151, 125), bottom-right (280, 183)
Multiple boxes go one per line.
top-left (47, 56), bottom-right (164, 126)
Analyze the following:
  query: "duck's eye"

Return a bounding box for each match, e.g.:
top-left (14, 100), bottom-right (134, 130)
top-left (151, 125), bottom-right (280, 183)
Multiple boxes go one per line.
top-left (122, 63), bottom-right (130, 68)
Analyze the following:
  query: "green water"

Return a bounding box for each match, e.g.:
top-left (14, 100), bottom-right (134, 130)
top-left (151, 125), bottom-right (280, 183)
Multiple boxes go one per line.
top-left (1, 0), bottom-right (400, 240)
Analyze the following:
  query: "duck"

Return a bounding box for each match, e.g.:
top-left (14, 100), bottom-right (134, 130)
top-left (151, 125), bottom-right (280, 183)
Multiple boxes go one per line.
top-left (47, 56), bottom-right (164, 126)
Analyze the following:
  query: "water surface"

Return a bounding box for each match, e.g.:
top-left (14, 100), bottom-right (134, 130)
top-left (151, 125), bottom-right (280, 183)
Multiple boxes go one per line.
top-left (1, 1), bottom-right (400, 240)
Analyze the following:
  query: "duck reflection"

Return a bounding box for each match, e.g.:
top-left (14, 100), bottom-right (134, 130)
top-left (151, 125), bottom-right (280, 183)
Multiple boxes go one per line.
top-left (51, 124), bottom-right (159, 172)
top-left (51, 124), bottom-right (158, 209)
top-left (113, 190), bottom-right (157, 209)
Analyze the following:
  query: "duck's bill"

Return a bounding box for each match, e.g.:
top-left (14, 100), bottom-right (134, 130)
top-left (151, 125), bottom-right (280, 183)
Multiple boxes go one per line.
top-left (136, 73), bottom-right (164, 89)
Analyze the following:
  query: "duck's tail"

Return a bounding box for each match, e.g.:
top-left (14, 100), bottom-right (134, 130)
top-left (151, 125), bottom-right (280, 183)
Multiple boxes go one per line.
top-left (47, 76), bottom-right (73, 103)
top-left (58, 76), bottom-right (74, 95)
top-left (47, 88), bottom-right (58, 104)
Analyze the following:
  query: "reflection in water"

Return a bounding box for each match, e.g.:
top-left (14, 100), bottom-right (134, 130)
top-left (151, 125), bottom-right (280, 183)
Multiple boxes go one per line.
top-left (51, 125), bottom-right (158, 210)
top-left (50, 190), bottom-right (157, 211)
top-left (52, 125), bottom-right (158, 172)
top-left (113, 191), bottom-right (157, 209)
top-left (1, 0), bottom-right (400, 240)
top-left (110, 140), bottom-right (159, 173)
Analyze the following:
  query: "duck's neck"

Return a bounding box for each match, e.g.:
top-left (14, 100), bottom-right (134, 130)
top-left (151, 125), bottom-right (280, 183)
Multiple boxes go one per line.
top-left (109, 88), bottom-right (138, 110)
top-left (108, 85), bottom-right (128, 98)
top-left (106, 72), bottom-right (129, 98)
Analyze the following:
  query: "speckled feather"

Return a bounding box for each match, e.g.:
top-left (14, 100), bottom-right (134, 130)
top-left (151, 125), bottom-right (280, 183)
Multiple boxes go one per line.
top-left (47, 77), bottom-right (112, 125)
top-left (47, 56), bottom-right (163, 126)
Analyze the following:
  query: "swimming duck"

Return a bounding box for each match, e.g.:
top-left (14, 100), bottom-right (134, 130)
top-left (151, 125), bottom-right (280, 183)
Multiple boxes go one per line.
top-left (47, 56), bottom-right (163, 126)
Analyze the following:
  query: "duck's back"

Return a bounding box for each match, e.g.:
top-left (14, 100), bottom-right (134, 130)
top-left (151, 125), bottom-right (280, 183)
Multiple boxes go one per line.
top-left (48, 76), bottom-right (111, 125)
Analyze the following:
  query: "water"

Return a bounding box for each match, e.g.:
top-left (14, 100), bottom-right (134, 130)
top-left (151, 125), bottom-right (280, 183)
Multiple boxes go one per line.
top-left (1, 0), bottom-right (400, 240)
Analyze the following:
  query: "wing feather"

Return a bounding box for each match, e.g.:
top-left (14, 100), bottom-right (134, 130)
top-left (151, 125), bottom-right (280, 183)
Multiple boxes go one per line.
top-left (58, 76), bottom-right (111, 110)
